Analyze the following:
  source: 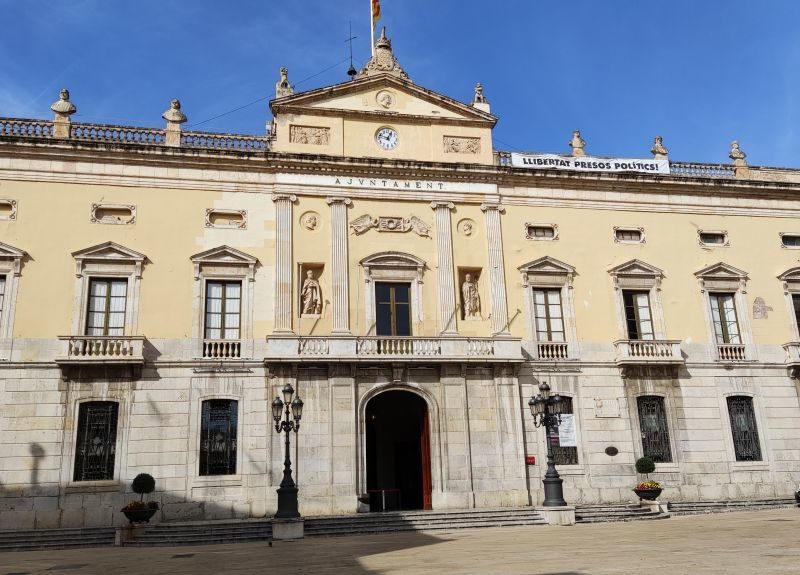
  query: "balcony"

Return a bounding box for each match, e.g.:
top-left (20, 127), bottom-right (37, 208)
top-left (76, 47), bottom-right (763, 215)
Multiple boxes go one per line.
top-left (202, 339), bottom-right (241, 359)
top-left (716, 343), bottom-right (747, 362)
top-left (266, 336), bottom-right (523, 363)
top-left (782, 342), bottom-right (800, 377)
top-left (56, 335), bottom-right (145, 365)
top-left (534, 341), bottom-right (572, 361)
top-left (614, 339), bottom-right (683, 366)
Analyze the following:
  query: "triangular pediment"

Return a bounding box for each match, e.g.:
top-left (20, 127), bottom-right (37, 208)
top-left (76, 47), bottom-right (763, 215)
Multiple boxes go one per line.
top-left (695, 262), bottom-right (748, 279)
top-left (190, 245), bottom-right (258, 266)
top-left (0, 241), bottom-right (26, 261)
top-left (519, 256), bottom-right (575, 275)
top-left (609, 259), bottom-right (664, 278)
top-left (271, 75), bottom-right (496, 126)
top-left (71, 241), bottom-right (145, 263)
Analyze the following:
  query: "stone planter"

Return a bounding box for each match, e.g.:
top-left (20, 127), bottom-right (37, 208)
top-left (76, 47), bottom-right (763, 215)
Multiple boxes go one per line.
top-left (633, 488), bottom-right (662, 501)
top-left (122, 507), bottom-right (157, 524)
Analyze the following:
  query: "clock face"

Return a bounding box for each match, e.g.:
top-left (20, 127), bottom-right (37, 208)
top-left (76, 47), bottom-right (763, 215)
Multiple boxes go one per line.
top-left (376, 127), bottom-right (398, 150)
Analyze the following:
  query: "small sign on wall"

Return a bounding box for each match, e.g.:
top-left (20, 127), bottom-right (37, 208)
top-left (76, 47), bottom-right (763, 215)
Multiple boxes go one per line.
top-left (525, 455), bottom-right (536, 465)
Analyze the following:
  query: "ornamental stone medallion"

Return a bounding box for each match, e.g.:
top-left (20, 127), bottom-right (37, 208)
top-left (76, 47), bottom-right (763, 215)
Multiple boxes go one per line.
top-left (376, 90), bottom-right (395, 109)
top-left (458, 218), bottom-right (476, 237)
top-left (300, 211), bottom-right (320, 231)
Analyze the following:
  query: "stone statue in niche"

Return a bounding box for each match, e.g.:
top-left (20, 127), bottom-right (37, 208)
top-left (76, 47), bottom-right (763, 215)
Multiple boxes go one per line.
top-left (301, 270), bottom-right (322, 316)
top-left (462, 273), bottom-right (481, 320)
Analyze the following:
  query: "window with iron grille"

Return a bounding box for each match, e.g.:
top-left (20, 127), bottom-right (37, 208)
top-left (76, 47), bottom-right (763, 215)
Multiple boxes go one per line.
top-left (727, 396), bottom-right (762, 461)
top-left (637, 396), bottom-right (672, 463)
top-left (547, 396), bottom-right (578, 465)
top-left (204, 281), bottom-right (241, 340)
top-left (73, 401), bottom-right (119, 481)
top-left (623, 291), bottom-right (654, 340)
top-left (0, 275), bottom-right (5, 319)
top-left (200, 399), bottom-right (238, 476)
top-left (532, 289), bottom-right (565, 342)
top-left (86, 278), bottom-right (127, 336)
top-left (709, 293), bottom-right (741, 344)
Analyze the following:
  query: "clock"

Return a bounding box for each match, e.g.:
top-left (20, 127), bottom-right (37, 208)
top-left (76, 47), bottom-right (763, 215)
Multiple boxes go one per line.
top-left (375, 127), bottom-right (398, 150)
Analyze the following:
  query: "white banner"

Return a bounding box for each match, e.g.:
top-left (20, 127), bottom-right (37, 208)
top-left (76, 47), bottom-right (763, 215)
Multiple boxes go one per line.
top-left (510, 153), bottom-right (670, 175)
top-left (558, 414), bottom-right (577, 447)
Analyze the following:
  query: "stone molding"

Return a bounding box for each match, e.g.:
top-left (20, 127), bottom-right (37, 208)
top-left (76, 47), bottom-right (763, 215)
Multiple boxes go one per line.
top-left (327, 196), bottom-right (352, 333)
top-left (272, 194), bottom-right (297, 333)
top-left (431, 202), bottom-right (457, 334)
top-left (480, 203), bottom-right (510, 335)
top-left (0, 241), bottom-right (25, 348)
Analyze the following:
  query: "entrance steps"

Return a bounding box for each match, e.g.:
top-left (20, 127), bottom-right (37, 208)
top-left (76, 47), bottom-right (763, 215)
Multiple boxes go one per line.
top-left (667, 498), bottom-right (797, 516)
top-left (0, 527), bottom-right (116, 552)
top-left (575, 504), bottom-right (668, 524)
top-left (123, 518), bottom-right (272, 547)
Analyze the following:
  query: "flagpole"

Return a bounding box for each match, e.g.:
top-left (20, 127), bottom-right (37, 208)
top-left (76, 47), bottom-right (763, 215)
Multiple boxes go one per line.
top-left (370, 0), bottom-right (375, 56)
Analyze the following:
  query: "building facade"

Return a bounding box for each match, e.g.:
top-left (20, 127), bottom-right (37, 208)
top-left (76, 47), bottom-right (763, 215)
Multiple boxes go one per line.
top-left (1, 32), bottom-right (799, 529)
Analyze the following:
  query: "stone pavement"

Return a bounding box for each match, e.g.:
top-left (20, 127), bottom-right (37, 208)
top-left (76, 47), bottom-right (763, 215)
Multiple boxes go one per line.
top-left (0, 508), bottom-right (798, 574)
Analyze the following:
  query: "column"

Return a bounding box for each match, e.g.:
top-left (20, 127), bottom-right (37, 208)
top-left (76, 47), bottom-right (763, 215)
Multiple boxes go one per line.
top-left (272, 193), bottom-right (297, 333)
top-left (431, 201), bottom-right (457, 334)
top-left (481, 202), bottom-right (510, 335)
top-left (327, 196), bottom-right (352, 334)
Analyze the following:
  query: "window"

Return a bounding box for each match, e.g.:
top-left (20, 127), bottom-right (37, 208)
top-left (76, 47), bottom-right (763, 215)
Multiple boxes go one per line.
top-left (532, 289), bottom-right (565, 342)
top-left (614, 227), bottom-right (644, 243)
top-left (623, 291), bottom-right (654, 340)
top-left (85, 279), bottom-right (127, 336)
top-left (0, 275), bottom-right (5, 318)
top-left (549, 396), bottom-right (578, 465)
top-left (74, 401), bottom-right (119, 481)
top-left (637, 396), bottom-right (672, 463)
top-left (709, 293), bottom-right (741, 344)
top-left (793, 294), bottom-right (800, 334)
top-left (526, 224), bottom-right (557, 240)
top-left (200, 400), bottom-right (238, 476)
top-left (375, 282), bottom-right (411, 336)
top-left (727, 396), bottom-right (762, 461)
top-left (204, 281), bottom-right (241, 340)
top-left (699, 231), bottom-right (728, 246)
top-left (780, 234), bottom-right (800, 248)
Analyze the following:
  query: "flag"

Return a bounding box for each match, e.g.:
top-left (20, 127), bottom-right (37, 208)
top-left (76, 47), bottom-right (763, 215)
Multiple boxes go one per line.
top-left (371, 0), bottom-right (381, 28)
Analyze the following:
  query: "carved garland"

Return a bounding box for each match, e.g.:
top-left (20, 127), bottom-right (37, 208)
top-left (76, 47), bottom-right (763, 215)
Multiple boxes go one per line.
top-left (350, 214), bottom-right (431, 237)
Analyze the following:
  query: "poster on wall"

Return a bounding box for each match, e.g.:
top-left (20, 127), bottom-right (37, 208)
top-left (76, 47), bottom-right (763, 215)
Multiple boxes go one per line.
top-left (558, 414), bottom-right (577, 447)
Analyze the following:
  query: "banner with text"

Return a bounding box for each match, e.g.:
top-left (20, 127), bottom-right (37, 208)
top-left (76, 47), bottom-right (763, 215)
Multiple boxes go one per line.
top-left (510, 153), bottom-right (670, 175)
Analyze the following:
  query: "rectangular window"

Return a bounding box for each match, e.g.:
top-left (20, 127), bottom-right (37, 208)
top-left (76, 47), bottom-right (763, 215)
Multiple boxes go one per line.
top-left (623, 291), bottom-right (654, 340)
top-left (375, 282), bottom-right (411, 336)
top-left (781, 234), bottom-right (800, 248)
top-left (526, 224), bottom-right (557, 240)
top-left (532, 289), bottom-right (565, 342)
top-left (86, 279), bottom-right (127, 336)
top-left (74, 401), bottom-right (119, 481)
top-left (637, 396), bottom-right (673, 463)
top-left (204, 281), bottom-right (241, 340)
top-left (200, 399), bottom-right (238, 476)
top-left (548, 396), bottom-right (578, 465)
top-left (699, 231), bottom-right (727, 246)
top-left (727, 396), bottom-right (762, 461)
top-left (709, 293), bottom-right (741, 344)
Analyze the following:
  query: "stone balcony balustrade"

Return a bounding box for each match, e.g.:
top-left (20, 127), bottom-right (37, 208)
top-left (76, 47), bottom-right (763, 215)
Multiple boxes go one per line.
top-left (202, 338), bottom-right (242, 359)
top-left (266, 336), bottom-right (524, 363)
top-left (716, 343), bottom-right (748, 362)
top-left (782, 342), bottom-right (800, 377)
top-left (56, 335), bottom-right (145, 365)
top-left (613, 339), bottom-right (684, 366)
top-left (534, 341), bottom-right (572, 361)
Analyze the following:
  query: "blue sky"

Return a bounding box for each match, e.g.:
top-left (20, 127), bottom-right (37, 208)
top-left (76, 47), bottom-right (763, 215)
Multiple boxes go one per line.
top-left (2, 1), bottom-right (799, 166)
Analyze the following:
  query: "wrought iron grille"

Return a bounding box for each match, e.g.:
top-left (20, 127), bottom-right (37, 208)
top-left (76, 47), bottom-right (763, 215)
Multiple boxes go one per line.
top-left (74, 402), bottom-right (119, 481)
top-left (727, 396), bottom-right (762, 461)
top-left (200, 400), bottom-right (238, 476)
top-left (637, 396), bottom-right (672, 463)
top-left (548, 396), bottom-right (578, 465)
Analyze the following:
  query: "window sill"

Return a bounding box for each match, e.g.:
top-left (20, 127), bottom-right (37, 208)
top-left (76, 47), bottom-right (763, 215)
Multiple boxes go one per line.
top-left (653, 463), bottom-right (681, 474)
top-left (65, 481), bottom-right (122, 494)
top-left (730, 461), bottom-right (769, 471)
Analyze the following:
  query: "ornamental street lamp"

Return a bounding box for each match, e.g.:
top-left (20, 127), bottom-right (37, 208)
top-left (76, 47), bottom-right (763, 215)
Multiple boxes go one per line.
top-left (271, 383), bottom-right (304, 519)
top-left (528, 381), bottom-right (568, 507)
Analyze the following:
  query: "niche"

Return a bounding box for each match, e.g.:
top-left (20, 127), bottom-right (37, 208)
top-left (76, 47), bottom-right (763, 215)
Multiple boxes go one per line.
top-left (91, 203), bottom-right (135, 225)
top-left (205, 209), bottom-right (247, 229)
top-left (298, 263), bottom-right (324, 318)
top-left (458, 267), bottom-right (483, 321)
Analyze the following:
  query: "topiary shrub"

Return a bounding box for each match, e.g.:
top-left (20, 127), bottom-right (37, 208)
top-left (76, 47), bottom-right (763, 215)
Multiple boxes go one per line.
top-left (635, 456), bottom-right (656, 477)
top-left (131, 473), bottom-right (156, 502)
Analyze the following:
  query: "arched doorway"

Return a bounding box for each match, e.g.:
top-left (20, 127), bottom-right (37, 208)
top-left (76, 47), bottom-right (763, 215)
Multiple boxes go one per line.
top-left (365, 390), bottom-right (432, 511)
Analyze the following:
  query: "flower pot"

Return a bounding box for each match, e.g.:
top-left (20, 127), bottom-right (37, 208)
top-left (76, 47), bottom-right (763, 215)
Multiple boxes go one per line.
top-left (122, 508), bottom-right (157, 524)
top-left (633, 488), bottom-right (662, 501)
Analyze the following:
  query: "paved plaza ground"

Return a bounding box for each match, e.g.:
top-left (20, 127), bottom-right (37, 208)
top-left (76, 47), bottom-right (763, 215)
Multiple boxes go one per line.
top-left (0, 508), bottom-right (798, 574)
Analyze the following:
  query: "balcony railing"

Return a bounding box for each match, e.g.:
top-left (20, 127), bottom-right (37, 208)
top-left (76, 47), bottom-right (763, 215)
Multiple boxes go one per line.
top-left (358, 337), bottom-right (441, 357)
top-left (717, 343), bottom-right (747, 362)
top-left (535, 341), bottom-right (570, 361)
top-left (57, 335), bottom-right (145, 364)
top-left (614, 339), bottom-right (683, 365)
top-left (202, 339), bottom-right (241, 359)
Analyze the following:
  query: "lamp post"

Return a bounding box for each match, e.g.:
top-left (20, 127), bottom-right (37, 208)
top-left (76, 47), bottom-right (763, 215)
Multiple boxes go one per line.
top-left (528, 381), bottom-right (568, 507)
top-left (271, 382), bottom-right (304, 519)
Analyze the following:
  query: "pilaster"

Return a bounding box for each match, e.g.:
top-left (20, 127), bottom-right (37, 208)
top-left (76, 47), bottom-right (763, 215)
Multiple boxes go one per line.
top-left (431, 201), bottom-right (457, 334)
top-left (481, 202), bottom-right (510, 335)
top-left (327, 196), bottom-right (352, 334)
top-left (272, 193), bottom-right (297, 333)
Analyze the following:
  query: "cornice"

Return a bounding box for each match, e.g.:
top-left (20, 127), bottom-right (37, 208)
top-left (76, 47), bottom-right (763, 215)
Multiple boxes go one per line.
top-left (274, 104), bottom-right (495, 128)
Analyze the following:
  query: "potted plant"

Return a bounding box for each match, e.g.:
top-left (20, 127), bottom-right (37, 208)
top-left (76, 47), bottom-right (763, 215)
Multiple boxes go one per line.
top-left (633, 456), bottom-right (663, 501)
top-left (121, 473), bottom-right (159, 524)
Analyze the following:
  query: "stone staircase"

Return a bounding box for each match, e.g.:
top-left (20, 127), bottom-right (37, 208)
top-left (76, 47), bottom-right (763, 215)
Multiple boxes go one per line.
top-left (0, 527), bottom-right (116, 552)
top-left (575, 504), bottom-right (668, 524)
top-left (667, 498), bottom-right (797, 516)
top-left (124, 518), bottom-right (273, 546)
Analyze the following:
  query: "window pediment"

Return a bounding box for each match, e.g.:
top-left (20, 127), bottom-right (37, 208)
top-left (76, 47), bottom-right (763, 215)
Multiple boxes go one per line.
top-left (695, 262), bottom-right (748, 292)
top-left (190, 246), bottom-right (258, 280)
top-left (71, 241), bottom-right (146, 278)
top-left (609, 259), bottom-right (664, 290)
top-left (0, 241), bottom-right (26, 276)
top-left (360, 251), bottom-right (426, 282)
top-left (518, 256), bottom-right (575, 287)
top-left (778, 267), bottom-right (800, 293)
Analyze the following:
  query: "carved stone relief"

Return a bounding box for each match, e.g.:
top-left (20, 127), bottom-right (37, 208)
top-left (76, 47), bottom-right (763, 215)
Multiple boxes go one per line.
top-left (376, 90), bottom-right (395, 109)
top-left (349, 214), bottom-right (431, 237)
top-left (91, 203), bottom-right (136, 225)
top-left (457, 218), bottom-right (476, 237)
top-left (443, 136), bottom-right (480, 154)
top-left (205, 209), bottom-right (247, 229)
top-left (289, 125), bottom-right (331, 145)
top-left (300, 211), bottom-right (320, 231)
top-left (0, 199), bottom-right (17, 221)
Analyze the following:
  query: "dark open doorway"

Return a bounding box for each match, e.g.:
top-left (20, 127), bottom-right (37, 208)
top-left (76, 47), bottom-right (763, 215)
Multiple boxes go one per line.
top-left (365, 390), bottom-right (432, 511)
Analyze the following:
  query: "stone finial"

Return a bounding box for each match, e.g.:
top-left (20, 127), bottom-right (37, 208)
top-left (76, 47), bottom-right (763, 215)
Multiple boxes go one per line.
top-left (357, 27), bottom-right (410, 81)
top-left (275, 67), bottom-right (294, 98)
top-left (651, 136), bottom-right (668, 160)
top-left (471, 82), bottom-right (491, 113)
top-left (50, 88), bottom-right (76, 139)
top-left (729, 140), bottom-right (747, 165)
top-left (569, 130), bottom-right (586, 157)
top-left (162, 99), bottom-right (187, 124)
